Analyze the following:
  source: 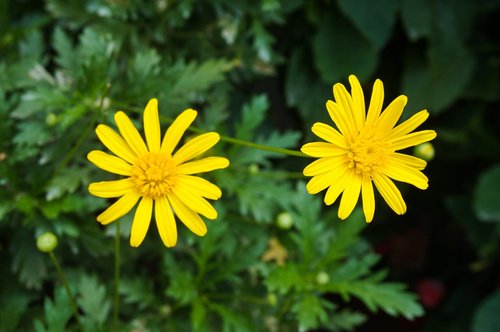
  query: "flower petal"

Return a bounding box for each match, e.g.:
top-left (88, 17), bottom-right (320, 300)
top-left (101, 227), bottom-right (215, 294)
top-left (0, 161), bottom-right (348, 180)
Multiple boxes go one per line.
top-left (172, 185), bottom-right (218, 220)
top-left (130, 197), bottom-right (153, 247)
top-left (373, 173), bottom-right (407, 215)
top-left (365, 79), bottom-right (384, 127)
top-left (88, 178), bottom-right (135, 198)
top-left (155, 196), bottom-right (177, 247)
top-left (324, 170), bottom-right (351, 205)
top-left (361, 177), bottom-right (375, 222)
top-left (388, 110), bottom-right (429, 140)
top-left (333, 83), bottom-right (357, 133)
top-left (349, 75), bottom-right (366, 128)
top-left (303, 156), bottom-right (344, 176)
top-left (177, 157), bottom-right (230, 175)
top-left (87, 150), bottom-right (132, 176)
top-left (383, 161), bottom-right (429, 190)
top-left (311, 122), bottom-right (347, 148)
top-left (306, 166), bottom-right (346, 194)
top-left (389, 130), bottom-right (437, 151)
top-left (326, 100), bottom-right (352, 138)
top-left (115, 111), bottom-right (148, 156)
top-left (97, 191), bottom-right (140, 225)
top-left (144, 98), bottom-right (161, 153)
top-left (167, 193), bottom-right (207, 236)
top-left (301, 142), bottom-right (346, 158)
top-left (391, 153), bottom-right (427, 170)
top-left (95, 125), bottom-right (137, 163)
top-left (161, 109), bottom-right (197, 155)
top-left (338, 172), bottom-right (361, 220)
top-left (172, 132), bottom-right (220, 165)
top-left (375, 95), bottom-right (407, 133)
top-left (176, 175), bottom-right (222, 200)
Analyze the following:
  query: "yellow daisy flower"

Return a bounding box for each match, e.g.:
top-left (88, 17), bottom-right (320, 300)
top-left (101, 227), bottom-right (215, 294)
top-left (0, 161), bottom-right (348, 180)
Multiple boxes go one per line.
top-left (301, 75), bottom-right (437, 222)
top-left (88, 99), bottom-right (229, 247)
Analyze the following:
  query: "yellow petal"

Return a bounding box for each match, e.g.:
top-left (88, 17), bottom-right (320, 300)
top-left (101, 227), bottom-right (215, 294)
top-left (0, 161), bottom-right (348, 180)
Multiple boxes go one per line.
top-left (383, 162), bottom-right (429, 190)
top-left (176, 175), bottom-right (222, 200)
top-left (88, 178), bottom-right (135, 198)
top-left (349, 75), bottom-right (366, 127)
top-left (115, 111), bottom-right (148, 156)
top-left (388, 110), bottom-right (429, 140)
top-left (161, 109), bottom-right (197, 155)
top-left (373, 174), bottom-right (407, 215)
top-left (391, 153), bottom-right (427, 170)
top-left (326, 100), bottom-right (352, 138)
top-left (130, 197), bottom-right (153, 247)
top-left (311, 122), bottom-right (347, 148)
top-left (144, 98), bottom-right (161, 153)
top-left (303, 156), bottom-right (344, 176)
top-left (167, 193), bottom-right (207, 236)
top-left (97, 191), bottom-right (140, 225)
top-left (172, 132), bottom-right (220, 165)
top-left (301, 142), bottom-right (346, 158)
top-left (306, 166), bottom-right (346, 194)
top-left (390, 130), bottom-right (437, 151)
top-left (324, 170), bottom-right (351, 205)
top-left (361, 177), bottom-right (375, 223)
top-left (87, 150), bottom-right (132, 176)
top-left (374, 95), bottom-right (407, 133)
top-left (172, 186), bottom-right (217, 220)
top-left (155, 196), bottom-right (177, 248)
top-left (333, 83), bottom-right (357, 133)
top-left (95, 125), bottom-right (137, 163)
top-left (177, 157), bottom-right (230, 175)
top-left (365, 79), bottom-right (384, 126)
top-left (338, 173), bottom-right (361, 220)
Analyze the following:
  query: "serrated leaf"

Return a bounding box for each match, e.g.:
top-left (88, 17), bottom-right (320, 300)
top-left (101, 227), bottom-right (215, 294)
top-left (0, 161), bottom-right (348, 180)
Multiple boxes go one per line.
top-left (331, 310), bottom-right (367, 332)
top-left (45, 167), bottom-right (84, 201)
top-left (166, 270), bottom-right (197, 305)
top-left (337, 0), bottom-right (398, 50)
top-left (266, 264), bottom-right (302, 294)
top-left (77, 274), bottom-right (110, 325)
top-left (474, 165), bottom-right (500, 222)
top-left (209, 302), bottom-right (253, 332)
top-left (235, 94), bottom-right (268, 141)
top-left (40, 287), bottom-right (73, 332)
top-left (313, 10), bottom-right (378, 84)
top-left (0, 292), bottom-right (30, 332)
top-left (291, 294), bottom-right (329, 330)
top-left (119, 278), bottom-right (156, 310)
top-left (53, 27), bottom-right (77, 74)
top-left (11, 232), bottom-right (47, 289)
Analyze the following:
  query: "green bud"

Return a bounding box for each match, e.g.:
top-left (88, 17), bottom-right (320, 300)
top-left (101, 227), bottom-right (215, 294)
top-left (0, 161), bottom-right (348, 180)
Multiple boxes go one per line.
top-left (36, 232), bottom-right (58, 253)
top-left (276, 212), bottom-right (293, 230)
top-left (413, 142), bottom-right (435, 161)
top-left (45, 113), bottom-right (58, 126)
top-left (267, 293), bottom-right (277, 306)
top-left (316, 271), bottom-right (330, 285)
top-left (248, 163), bottom-right (259, 174)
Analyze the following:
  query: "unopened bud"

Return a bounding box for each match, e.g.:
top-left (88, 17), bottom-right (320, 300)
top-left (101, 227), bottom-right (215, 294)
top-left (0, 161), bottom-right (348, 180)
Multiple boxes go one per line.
top-left (413, 142), bottom-right (435, 161)
top-left (36, 232), bottom-right (58, 253)
top-left (276, 212), bottom-right (293, 230)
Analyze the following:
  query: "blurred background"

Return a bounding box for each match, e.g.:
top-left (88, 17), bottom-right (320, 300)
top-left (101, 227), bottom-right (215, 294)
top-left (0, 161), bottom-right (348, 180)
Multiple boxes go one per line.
top-left (1, 0), bottom-right (500, 331)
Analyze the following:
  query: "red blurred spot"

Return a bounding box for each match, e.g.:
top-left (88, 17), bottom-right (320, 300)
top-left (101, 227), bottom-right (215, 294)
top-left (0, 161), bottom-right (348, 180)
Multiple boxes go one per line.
top-left (417, 278), bottom-right (445, 309)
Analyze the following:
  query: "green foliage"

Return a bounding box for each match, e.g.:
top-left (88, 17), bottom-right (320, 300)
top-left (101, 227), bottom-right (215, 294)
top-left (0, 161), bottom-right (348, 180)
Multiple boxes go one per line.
top-left (1, 0), bottom-right (499, 331)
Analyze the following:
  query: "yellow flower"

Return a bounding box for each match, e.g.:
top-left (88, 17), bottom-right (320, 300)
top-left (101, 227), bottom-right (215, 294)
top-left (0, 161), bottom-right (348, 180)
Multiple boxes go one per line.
top-left (87, 99), bottom-right (229, 247)
top-left (301, 75), bottom-right (436, 222)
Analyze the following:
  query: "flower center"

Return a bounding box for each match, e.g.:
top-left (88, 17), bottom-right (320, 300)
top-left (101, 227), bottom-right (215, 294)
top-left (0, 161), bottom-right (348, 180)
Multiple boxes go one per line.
top-left (346, 133), bottom-right (389, 177)
top-left (131, 152), bottom-right (177, 198)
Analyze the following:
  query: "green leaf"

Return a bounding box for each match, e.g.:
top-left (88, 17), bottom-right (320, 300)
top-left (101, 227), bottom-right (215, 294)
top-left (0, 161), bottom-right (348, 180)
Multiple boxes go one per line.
top-left (38, 287), bottom-right (73, 332)
top-left (401, 0), bottom-right (432, 40)
top-left (234, 94), bottom-right (269, 141)
top-left (331, 310), bottom-right (367, 332)
top-left (166, 269), bottom-right (197, 305)
top-left (474, 165), bottom-right (500, 222)
top-left (11, 231), bottom-right (47, 289)
top-left (119, 278), bottom-right (156, 310)
top-left (209, 302), bottom-right (253, 332)
top-left (291, 294), bottom-right (329, 330)
top-left (313, 9), bottom-right (378, 84)
top-left (266, 264), bottom-right (302, 294)
top-left (472, 291), bottom-right (500, 332)
top-left (191, 300), bottom-right (206, 332)
top-left (53, 27), bottom-right (78, 74)
top-left (0, 292), bottom-right (30, 332)
top-left (77, 274), bottom-right (110, 325)
top-left (337, 0), bottom-right (398, 50)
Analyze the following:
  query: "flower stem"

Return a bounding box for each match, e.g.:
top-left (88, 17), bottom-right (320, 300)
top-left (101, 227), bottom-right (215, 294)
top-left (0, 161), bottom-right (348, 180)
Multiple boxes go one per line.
top-left (113, 220), bottom-right (121, 331)
top-left (48, 251), bottom-right (83, 332)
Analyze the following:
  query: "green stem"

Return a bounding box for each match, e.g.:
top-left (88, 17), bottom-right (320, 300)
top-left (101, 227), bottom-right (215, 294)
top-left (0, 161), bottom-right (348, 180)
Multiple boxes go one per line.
top-left (48, 251), bottom-right (83, 332)
top-left (113, 220), bottom-right (121, 331)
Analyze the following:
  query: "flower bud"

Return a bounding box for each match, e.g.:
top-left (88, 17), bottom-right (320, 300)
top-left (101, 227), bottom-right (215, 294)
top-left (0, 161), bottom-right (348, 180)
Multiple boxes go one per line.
top-left (45, 113), bottom-right (58, 126)
top-left (267, 293), bottom-right (277, 306)
top-left (248, 163), bottom-right (259, 174)
top-left (276, 212), bottom-right (293, 230)
top-left (36, 232), bottom-right (58, 253)
top-left (316, 271), bottom-right (330, 285)
top-left (413, 142), bottom-right (435, 161)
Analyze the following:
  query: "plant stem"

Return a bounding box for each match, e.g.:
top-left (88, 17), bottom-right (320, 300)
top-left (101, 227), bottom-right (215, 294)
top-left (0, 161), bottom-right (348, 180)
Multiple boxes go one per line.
top-left (48, 251), bottom-right (83, 332)
top-left (113, 220), bottom-right (121, 331)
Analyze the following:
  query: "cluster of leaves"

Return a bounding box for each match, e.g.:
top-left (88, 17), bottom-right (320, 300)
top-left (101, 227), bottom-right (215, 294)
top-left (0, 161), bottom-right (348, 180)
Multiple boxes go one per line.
top-left (1, 0), bottom-right (499, 331)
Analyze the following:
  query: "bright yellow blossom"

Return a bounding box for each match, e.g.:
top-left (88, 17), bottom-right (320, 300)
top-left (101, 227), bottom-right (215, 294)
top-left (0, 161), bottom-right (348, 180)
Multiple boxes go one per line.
top-left (301, 75), bottom-right (436, 222)
top-left (88, 99), bottom-right (229, 247)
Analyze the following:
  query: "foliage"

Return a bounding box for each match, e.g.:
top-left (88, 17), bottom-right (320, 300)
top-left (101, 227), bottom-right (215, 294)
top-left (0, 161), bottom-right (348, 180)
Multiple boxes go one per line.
top-left (1, 0), bottom-right (499, 331)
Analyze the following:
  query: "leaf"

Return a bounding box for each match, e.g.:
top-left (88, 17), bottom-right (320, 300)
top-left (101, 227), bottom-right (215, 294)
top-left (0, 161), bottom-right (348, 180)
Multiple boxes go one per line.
top-left (472, 291), bottom-right (500, 332)
top-left (209, 302), bottom-right (253, 332)
top-left (77, 274), bottom-right (110, 325)
top-left (235, 94), bottom-right (269, 141)
top-left (53, 27), bottom-right (78, 74)
top-left (313, 9), bottom-right (378, 84)
top-left (166, 269), bottom-right (197, 305)
top-left (191, 300), bottom-right (206, 332)
top-left (330, 310), bottom-right (367, 332)
top-left (0, 292), bottom-right (30, 332)
top-left (266, 264), bottom-right (302, 294)
top-left (474, 165), bottom-right (500, 222)
top-left (291, 294), bottom-right (329, 330)
top-left (337, 0), bottom-right (398, 50)
top-left (119, 277), bottom-right (156, 310)
top-left (11, 231), bottom-right (47, 289)
top-left (37, 287), bottom-right (73, 332)
top-left (401, 0), bottom-right (432, 40)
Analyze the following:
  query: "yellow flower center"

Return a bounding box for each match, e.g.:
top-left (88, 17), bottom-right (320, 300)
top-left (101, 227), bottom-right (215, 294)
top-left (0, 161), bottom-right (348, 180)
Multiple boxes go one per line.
top-left (131, 152), bottom-right (177, 198)
top-left (346, 133), bottom-right (389, 177)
